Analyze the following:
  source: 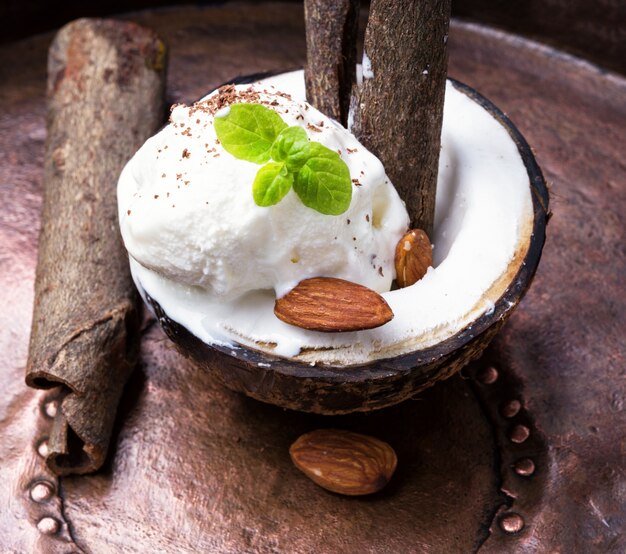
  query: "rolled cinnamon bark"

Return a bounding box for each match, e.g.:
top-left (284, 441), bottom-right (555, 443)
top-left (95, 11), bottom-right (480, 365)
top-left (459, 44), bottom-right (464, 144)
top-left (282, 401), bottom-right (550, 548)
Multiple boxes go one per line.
top-left (26, 18), bottom-right (167, 475)
top-left (304, 0), bottom-right (359, 126)
top-left (351, 0), bottom-right (451, 235)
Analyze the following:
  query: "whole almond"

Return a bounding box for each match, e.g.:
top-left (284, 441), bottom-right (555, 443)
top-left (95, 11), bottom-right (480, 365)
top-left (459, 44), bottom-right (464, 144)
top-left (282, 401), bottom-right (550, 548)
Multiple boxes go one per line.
top-left (394, 229), bottom-right (432, 288)
top-left (289, 429), bottom-right (397, 495)
top-left (274, 277), bottom-right (393, 332)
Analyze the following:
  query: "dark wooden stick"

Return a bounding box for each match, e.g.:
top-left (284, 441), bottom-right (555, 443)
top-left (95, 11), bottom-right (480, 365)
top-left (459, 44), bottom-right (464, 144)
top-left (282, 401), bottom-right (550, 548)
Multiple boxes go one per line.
top-left (304, 0), bottom-right (359, 126)
top-left (25, 18), bottom-right (167, 475)
top-left (351, 0), bottom-right (451, 235)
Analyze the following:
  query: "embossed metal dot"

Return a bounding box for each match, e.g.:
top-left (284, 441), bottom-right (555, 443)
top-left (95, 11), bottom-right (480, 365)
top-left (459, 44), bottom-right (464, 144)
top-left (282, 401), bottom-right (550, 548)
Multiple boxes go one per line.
top-left (37, 516), bottom-right (60, 535)
top-left (514, 458), bottom-right (536, 476)
top-left (509, 424), bottom-right (530, 443)
top-left (499, 512), bottom-right (525, 534)
top-left (477, 366), bottom-right (499, 384)
top-left (43, 399), bottom-right (58, 419)
top-left (501, 399), bottom-right (522, 418)
top-left (30, 481), bottom-right (54, 502)
top-left (37, 439), bottom-right (49, 457)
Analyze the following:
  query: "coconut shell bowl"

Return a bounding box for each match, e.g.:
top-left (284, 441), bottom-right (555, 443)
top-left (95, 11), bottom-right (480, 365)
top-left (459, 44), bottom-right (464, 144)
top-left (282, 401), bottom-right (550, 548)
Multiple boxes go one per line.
top-left (145, 76), bottom-right (549, 415)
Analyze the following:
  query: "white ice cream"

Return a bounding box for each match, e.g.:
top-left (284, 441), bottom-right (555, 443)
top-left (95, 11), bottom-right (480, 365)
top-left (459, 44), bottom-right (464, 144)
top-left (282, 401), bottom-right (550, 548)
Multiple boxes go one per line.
top-left (118, 82), bottom-right (409, 302)
top-left (118, 70), bottom-right (534, 364)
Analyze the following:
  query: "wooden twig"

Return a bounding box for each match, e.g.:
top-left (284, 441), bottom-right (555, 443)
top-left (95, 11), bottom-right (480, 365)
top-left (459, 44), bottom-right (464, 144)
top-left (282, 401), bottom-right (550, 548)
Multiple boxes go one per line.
top-left (304, 0), bottom-right (359, 126)
top-left (25, 18), bottom-right (167, 475)
top-left (351, 0), bottom-right (451, 235)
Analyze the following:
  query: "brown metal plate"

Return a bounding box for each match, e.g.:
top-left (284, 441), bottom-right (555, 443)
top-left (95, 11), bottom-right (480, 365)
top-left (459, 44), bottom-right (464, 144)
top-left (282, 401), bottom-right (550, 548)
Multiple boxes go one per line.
top-left (0, 4), bottom-right (624, 552)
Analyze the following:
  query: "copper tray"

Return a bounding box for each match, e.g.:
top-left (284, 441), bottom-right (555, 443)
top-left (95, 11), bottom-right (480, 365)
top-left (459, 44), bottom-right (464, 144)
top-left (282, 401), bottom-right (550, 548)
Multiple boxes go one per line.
top-left (0, 4), bottom-right (624, 552)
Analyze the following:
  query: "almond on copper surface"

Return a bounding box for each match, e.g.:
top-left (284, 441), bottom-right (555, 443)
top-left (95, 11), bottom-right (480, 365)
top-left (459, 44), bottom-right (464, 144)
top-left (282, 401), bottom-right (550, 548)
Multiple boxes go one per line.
top-left (289, 429), bottom-right (397, 496)
top-left (394, 229), bottom-right (432, 288)
top-left (274, 277), bottom-right (393, 332)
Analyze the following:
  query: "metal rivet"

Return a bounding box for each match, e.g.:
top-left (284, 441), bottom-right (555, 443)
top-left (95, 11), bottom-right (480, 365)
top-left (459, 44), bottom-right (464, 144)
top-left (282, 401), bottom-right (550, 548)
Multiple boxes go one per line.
top-left (510, 424), bottom-right (530, 443)
top-left (499, 513), bottom-right (525, 534)
top-left (37, 439), bottom-right (49, 457)
top-left (37, 516), bottom-right (60, 535)
top-left (514, 458), bottom-right (536, 476)
top-left (478, 366), bottom-right (498, 384)
top-left (43, 399), bottom-right (58, 419)
top-left (30, 481), bottom-right (54, 502)
top-left (501, 399), bottom-right (522, 418)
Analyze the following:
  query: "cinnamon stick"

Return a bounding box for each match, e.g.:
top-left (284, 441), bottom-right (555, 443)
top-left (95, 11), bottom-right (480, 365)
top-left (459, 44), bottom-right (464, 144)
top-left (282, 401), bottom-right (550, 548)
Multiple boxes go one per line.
top-left (25, 18), bottom-right (167, 475)
top-left (304, 0), bottom-right (359, 126)
top-left (351, 0), bottom-right (451, 235)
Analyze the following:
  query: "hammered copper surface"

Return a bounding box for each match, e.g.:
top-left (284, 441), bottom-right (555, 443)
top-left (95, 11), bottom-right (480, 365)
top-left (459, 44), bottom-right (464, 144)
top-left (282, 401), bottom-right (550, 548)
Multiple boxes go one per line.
top-left (3, 0), bottom-right (624, 74)
top-left (0, 3), bottom-right (624, 553)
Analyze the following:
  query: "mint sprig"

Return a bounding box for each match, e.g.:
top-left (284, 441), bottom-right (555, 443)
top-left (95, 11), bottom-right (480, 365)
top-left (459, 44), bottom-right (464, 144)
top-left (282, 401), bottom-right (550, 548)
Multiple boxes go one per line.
top-left (214, 103), bottom-right (352, 214)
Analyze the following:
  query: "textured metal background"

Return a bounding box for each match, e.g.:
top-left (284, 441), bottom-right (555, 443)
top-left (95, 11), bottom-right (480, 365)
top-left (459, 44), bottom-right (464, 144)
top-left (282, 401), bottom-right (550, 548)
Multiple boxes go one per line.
top-left (0, 3), bottom-right (624, 552)
top-left (2, 1), bottom-right (625, 74)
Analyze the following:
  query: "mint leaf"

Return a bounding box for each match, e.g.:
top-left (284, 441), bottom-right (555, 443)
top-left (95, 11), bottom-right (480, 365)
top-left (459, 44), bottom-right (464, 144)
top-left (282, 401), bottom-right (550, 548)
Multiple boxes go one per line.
top-left (213, 103), bottom-right (353, 215)
top-left (252, 162), bottom-right (293, 207)
top-left (270, 126), bottom-right (310, 172)
top-left (293, 143), bottom-right (352, 215)
top-left (214, 104), bottom-right (287, 164)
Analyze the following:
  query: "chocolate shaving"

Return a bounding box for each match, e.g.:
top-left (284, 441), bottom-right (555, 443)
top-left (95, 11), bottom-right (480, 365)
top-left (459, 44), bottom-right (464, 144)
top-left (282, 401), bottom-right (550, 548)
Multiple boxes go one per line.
top-left (25, 18), bottom-right (167, 476)
top-left (351, 0), bottom-right (451, 235)
top-left (188, 84), bottom-right (262, 118)
top-left (304, 0), bottom-right (358, 126)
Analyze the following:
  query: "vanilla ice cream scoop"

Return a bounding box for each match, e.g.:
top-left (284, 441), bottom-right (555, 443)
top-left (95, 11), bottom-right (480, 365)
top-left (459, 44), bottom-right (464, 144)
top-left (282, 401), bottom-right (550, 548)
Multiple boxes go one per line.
top-left (118, 81), bottom-right (409, 302)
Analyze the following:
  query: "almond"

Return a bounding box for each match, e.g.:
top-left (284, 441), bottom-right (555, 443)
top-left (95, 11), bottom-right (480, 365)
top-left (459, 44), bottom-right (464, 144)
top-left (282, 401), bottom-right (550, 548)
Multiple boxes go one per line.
top-left (394, 228), bottom-right (432, 288)
top-left (274, 277), bottom-right (393, 332)
top-left (289, 429), bottom-right (397, 495)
